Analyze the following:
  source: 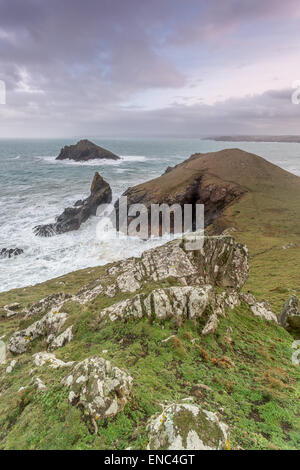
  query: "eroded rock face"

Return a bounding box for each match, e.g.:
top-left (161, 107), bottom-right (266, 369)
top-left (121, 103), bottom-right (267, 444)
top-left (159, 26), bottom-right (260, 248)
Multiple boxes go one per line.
top-left (33, 172), bottom-right (112, 237)
top-left (56, 139), bottom-right (119, 161)
top-left (279, 295), bottom-right (300, 331)
top-left (98, 286), bottom-right (213, 323)
top-left (8, 308), bottom-right (68, 354)
top-left (147, 402), bottom-right (228, 450)
top-left (62, 357), bottom-right (133, 428)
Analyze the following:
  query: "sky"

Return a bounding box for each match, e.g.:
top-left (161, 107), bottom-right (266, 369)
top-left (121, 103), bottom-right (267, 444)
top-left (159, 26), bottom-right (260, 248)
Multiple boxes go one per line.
top-left (0, 0), bottom-right (300, 138)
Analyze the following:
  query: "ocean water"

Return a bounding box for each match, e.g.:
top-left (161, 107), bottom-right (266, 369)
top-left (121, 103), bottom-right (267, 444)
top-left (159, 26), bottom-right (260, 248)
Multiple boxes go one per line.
top-left (1, 138), bottom-right (300, 293)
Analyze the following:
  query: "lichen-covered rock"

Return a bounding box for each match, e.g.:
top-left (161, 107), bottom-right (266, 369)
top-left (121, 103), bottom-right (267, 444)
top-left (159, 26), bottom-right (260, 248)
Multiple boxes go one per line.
top-left (25, 292), bottom-right (70, 318)
top-left (147, 402), bottom-right (228, 450)
top-left (33, 352), bottom-right (74, 369)
top-left (8, 308), bottom-right (68, 354)
top-left (202, 314), bottom-right (218, 335)
top-left (279, 295), bottom-right (300, 331)
top-left (79, 235), bottom-right (249, 304)
top-left (47, 325), bottom-right (73, 351)
top-left (240, 294), bottom-right (278, 323)
top-left (62, 357), bottom-right (133, 429)
top-left (97, 286), bottom-right (213, 323)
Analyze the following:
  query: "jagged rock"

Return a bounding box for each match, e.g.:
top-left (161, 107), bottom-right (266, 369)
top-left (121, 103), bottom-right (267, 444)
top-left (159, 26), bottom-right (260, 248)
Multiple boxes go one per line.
top-left (6, 359), bottom-right (17, 374)
top-left (56, 139), bottom-right (119, 161)
top-left (33, 172), bottom-right (112, 237)
top-left (0, 248), bottom-right (23, 259)
top-left (279, 295), bottom-right (300, 331)
top-left (25, 292), bottom-right (70, 318)
top-left (98, 286), bottom-right (213, 323)
top-left (33, 352), bottom-right (74, 369)
top-left (147, 402), bottom-right (228, 450)
top-left (8, 308), bottom-right (68, 354)
top-left (62, 357), bottom-right (133, 430)
top-left (202, 314), bottom-right (219, 335)
top-left (47, 326), bottom-right (73, 351)
top-left (75, 235), bottom-right (248, 306)
top-left (240, 294), bottom-right (277, 323)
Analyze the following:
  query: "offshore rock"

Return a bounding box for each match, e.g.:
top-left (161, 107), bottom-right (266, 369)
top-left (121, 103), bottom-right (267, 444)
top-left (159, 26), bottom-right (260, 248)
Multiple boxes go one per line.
top-left (33, 172), bottom-right (112, 236)
top-left (56, 139), bottom-right (119, 161)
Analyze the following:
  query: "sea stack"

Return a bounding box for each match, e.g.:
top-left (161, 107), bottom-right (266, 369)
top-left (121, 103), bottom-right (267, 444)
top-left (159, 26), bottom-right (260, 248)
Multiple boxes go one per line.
top-left (56, 139), bottom-right (120, 161)
top-left (33, 172), bottom-right (112, 236)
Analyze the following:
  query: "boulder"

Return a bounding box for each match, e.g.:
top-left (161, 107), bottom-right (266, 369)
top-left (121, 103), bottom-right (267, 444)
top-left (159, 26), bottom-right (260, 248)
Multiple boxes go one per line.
top-left (279, 295), bottom-right (300, 331)
top-left (241, 293), bottom-right (278, 323)
top-left (33, 352), bottom-right (74, 369)
top-left (56, 139), bottom-right (119, 161)
top-left (33, 172), bottom-right (112, 236)
top-left (0, 248), bottom-right (23, 259)
top-left (147, 402), bottom-right (228, 450)
top-left (62, 356), bottom-right (133, 430)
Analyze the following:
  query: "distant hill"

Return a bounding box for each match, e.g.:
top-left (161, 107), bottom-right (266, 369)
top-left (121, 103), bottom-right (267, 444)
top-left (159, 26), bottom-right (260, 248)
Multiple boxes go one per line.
top-left (205, 135), bottom-right (300, 143)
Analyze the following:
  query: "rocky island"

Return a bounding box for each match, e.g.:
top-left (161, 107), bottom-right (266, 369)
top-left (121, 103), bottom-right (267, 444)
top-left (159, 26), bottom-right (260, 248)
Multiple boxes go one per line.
top-left (56, 139), bottom-right (120, 161)
top-left (33, 172), bottom-right (112, 236)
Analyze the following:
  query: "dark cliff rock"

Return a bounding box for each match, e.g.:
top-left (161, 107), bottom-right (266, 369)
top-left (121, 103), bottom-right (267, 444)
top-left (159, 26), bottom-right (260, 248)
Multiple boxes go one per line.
top-left (115, 149), bottom-right (251, 235)
top-left (56, 139), bottom-right (119, 161)
top-left (0, 248), bottom-right (24, 259)
top-left (33, 172), bottom-right (112, 237)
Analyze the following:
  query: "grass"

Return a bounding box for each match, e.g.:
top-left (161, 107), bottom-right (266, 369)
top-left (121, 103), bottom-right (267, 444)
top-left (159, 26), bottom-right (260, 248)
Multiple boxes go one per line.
top-left (0, 291), bottom-right (299, 450)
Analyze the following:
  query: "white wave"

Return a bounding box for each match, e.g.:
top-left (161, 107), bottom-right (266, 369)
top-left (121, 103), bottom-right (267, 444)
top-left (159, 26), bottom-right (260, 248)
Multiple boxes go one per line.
top-left (38, 155), bottom-right (147, 166)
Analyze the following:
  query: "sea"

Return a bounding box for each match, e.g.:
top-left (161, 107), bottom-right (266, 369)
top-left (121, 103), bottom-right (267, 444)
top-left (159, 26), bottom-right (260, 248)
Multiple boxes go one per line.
top-left (1, 138), bottom-right (300, 293)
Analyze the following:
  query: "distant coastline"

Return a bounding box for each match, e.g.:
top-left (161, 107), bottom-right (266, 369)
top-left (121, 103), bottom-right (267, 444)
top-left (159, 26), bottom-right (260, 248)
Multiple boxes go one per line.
top-left (205, 135), bottom-right (300, 143)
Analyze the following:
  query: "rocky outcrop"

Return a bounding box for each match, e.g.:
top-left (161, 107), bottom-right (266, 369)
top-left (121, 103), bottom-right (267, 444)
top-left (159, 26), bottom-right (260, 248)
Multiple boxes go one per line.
top-left (147, 402), bottom-right (228, 450)
top-left (96, 285), bottom-right (241, 335)
top-left (240, 293), bottom-right (278, 323)
top-left (33, 172), bottom-right (112, 237)
top-left (279, 295), bottom-right (300, 331)
top-left (75, 235), bottom-right (249, 305)
top-left (62, 356), bottom-right (133, 431)
top-left (8, 307), bottom-right (68, 354)
top-left (0, 248), bottom-right (23, 259)
top-left (56, 139), bottom-right (119, 161)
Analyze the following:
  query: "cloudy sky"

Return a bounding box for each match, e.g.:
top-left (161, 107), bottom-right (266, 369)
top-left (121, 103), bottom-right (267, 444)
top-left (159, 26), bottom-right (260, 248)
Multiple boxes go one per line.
top-left (0, 0), bottom-right (300, 138)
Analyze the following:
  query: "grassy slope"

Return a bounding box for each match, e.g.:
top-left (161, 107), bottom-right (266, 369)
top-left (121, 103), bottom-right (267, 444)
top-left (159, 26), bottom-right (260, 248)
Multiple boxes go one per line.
top-left (0, 148), bottom-right (300, 450)
top-left (0, 279), bottom-right (299, 450)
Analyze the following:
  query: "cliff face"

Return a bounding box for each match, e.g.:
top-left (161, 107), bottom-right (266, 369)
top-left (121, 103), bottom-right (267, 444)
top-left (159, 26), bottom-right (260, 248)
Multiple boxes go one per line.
top-left (115, 148), bottom-right (300, 234)
top-left (56, 139), bottom-right (119, 161)
top-left (33, 172), bottom-right (112, 236)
